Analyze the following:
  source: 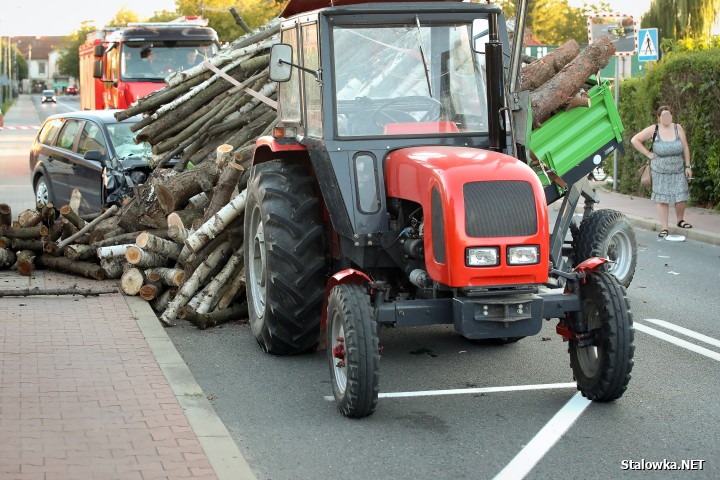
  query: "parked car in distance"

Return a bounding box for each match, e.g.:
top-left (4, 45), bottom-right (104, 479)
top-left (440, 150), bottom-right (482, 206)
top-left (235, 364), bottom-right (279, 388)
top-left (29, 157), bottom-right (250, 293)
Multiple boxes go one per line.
top-left (66, 85), bottom-right (78, 95)
top-left (29, 110), bottom-right (153, 213)
top-left (41, 89), bottom-right (57, 103)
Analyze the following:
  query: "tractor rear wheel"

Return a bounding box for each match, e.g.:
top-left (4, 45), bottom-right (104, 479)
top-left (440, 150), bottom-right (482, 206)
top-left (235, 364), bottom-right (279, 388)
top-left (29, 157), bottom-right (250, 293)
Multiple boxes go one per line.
top-left (575, 209), bottom-right (637, 287)
top-left (569, 271), bottom-right (634, 401)
top-left (244, 160), bottom-right (327, 355)
top-left (327, 283), bottom-right (380, 418)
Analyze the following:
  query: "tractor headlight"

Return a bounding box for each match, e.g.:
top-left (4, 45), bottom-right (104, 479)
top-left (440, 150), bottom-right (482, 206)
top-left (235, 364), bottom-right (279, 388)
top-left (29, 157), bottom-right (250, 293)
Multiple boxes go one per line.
top-left (466, 247), bottom-right (499, 267)
top-left (507, 245), bottom-right (540, 265)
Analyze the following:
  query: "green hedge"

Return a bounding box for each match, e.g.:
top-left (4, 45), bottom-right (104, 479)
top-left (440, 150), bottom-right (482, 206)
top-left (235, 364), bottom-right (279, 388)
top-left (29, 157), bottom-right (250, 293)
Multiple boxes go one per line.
top-left (615, 48), bottom-right (720, 209)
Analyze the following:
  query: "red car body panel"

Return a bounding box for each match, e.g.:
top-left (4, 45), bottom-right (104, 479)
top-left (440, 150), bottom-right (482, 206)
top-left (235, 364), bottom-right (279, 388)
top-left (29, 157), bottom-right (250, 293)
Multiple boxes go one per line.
top-left (385, 146), bottom-right (549, 288)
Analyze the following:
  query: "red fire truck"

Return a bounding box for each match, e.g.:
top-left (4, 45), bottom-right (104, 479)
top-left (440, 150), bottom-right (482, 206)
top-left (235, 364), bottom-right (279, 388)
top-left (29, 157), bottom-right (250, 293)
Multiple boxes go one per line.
top-left (79, 17), bottom-right (219, 110)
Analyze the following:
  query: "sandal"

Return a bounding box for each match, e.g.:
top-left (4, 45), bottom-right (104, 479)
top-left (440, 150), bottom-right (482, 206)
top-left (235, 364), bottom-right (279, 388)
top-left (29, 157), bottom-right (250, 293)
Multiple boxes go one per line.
top-left (658, 229), bottom-right (669, 238)
top-left (677, 220), bottom-right (693, 229)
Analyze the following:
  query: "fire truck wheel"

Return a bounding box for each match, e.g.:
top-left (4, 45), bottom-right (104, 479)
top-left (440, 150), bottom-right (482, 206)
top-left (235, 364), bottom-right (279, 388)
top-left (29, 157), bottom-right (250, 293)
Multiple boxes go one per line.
top-left (570, 271), bottom-right (634, 402)
top-left (327, 283), bottom-right (380, 418)
top-left (575, 209), bottom-right (637, 288)
top-left (244, 160), bottom-right (327, 355)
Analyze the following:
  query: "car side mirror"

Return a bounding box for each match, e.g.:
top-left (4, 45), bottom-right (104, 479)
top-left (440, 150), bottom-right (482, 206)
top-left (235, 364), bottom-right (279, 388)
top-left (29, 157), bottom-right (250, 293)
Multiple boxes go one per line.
top-left (269, 44), bottom-right (293, 82)
top-left (84, 150), bottom-right (105, 166)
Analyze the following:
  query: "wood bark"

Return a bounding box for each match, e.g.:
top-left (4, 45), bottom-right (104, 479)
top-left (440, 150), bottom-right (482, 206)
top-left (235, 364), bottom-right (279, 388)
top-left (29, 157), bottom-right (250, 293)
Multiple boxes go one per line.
top-left (0, 236), bottom-right (10, 249)
top-left (179, 303), bottom-right (249, 330)
top-left (0, 286), bottom-right (118, 297)
top-left (187, 192), bottom-right (210, 210)
top-left (145, 267), bottom-right (184, 287)
top-left (16, 250), bottom-right (35, 276)
top-left (160, 239), bottom-right (233, 325)
top-left (0, 247), bottom-right (16, 268)
top-left (530, 36), bottom-right (615, 128)
top-left (92, 229), bottom-right (169, 248)
top-left (38, 255), bottom-right (106, 280)
top-left (136, 232), bottom-right (182, 260)
top-left (152, 287), bottom-right (176, 312)
top-left (520, 39), bottom-right (580, 92)
top-left (125, 246), bottom-right (169, 268)
top-left (2, 224), bottom-right (48, 239)
top-left (217, 267), bottom-right (246, 310)
top-left (198, 251), bottom-right (244, 315)
top-left (17, 209), bottom-right (39, 228)
top-left (64, 244), bottom-right (96, 261)
top-left (184, 190), bottom-right (247, 255)
top-left (69, 189), bottom-right (82, 214)
top-left (11, 238), bottom-right (44, 251)
top-left (97, 244), bottom-right (134, 259)
top-left (100, 258), bottom-right (124, 279)
top-left (167, 225), bottom-right (191, 244)
top-left (60, 204), bottom-right (87, 229)
top-left (202, 161), bottom-right (244, 223)
top-left (121, 268), bottom-right (146, 296)
top-left (155, 160), bottom-right (222, 214)
top-left (57, 205), bottom-right (119, 250)
top-left (0, 203), bottom-right (11, 227)
top-left (139, 282), bottom-right (164, 301)
top-left (48, 218), bottom-right (66, 242)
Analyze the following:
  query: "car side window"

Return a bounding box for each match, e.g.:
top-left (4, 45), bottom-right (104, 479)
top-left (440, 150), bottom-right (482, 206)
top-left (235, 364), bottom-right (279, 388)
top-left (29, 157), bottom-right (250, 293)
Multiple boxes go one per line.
top-left (56, 120), bottom-right (82, 151)
top-left (77, 122), bottom-right (107, 157)
top-left (38, 119), bottom-right (63, 146)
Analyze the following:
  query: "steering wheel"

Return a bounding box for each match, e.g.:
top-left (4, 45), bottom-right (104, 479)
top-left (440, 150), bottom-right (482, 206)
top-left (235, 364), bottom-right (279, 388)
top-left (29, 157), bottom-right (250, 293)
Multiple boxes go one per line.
top-left (372, 96), bottom-right (442, 129)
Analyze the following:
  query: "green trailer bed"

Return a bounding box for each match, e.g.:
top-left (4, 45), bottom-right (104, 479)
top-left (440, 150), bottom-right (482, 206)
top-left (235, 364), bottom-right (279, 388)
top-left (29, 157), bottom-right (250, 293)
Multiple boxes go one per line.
top-left (529, 80), bottom-right (624, 204)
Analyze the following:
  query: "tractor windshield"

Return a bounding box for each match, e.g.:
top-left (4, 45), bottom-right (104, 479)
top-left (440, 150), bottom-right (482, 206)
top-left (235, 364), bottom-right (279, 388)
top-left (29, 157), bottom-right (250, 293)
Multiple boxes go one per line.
top-left (333, 21), bottom-right (488, 137)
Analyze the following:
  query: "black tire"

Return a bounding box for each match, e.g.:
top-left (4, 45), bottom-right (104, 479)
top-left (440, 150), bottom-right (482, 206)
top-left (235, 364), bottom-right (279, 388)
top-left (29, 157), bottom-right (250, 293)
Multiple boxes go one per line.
top-left (569, 271), bottom-right (634, 401)
top-left (244, 160), bottom-right (327, 355)
top-left (34, 175), bottom-right (51, 207)
top-left (327, 283), bottom-right (380, 418)
top-left (575, 209), bottom-right (637, 288)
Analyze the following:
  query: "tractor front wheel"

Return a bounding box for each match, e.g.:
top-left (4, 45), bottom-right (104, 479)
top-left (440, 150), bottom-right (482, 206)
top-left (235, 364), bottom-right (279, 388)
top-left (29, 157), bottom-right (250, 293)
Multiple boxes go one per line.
top-left (327, 283), bottom-right (380, 418)
top-left (569, 271), bottom-right (635, 401)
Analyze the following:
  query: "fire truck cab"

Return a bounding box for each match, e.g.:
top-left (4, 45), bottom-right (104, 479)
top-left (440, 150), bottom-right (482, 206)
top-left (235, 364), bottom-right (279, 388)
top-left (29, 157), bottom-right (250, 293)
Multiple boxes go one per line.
top-left (79, 17), bottom-right (219, 110)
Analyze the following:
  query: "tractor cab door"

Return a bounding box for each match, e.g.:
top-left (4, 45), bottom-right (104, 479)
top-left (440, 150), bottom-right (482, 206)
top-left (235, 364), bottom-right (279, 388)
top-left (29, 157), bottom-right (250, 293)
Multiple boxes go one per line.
top-left (278, 18), bottom-right (323, 140)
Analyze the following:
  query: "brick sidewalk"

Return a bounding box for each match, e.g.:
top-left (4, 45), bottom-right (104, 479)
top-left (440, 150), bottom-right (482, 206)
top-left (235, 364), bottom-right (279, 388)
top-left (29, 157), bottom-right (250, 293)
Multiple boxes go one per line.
top-left (0, 271), bottom-right (217, 480)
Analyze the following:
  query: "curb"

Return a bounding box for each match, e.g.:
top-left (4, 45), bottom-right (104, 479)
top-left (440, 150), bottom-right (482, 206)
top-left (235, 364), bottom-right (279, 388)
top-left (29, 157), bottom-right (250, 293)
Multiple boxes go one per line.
top-left (621, 213), bottom-right (720, 247)
top-left (123, 295), bottom-right (257, 480)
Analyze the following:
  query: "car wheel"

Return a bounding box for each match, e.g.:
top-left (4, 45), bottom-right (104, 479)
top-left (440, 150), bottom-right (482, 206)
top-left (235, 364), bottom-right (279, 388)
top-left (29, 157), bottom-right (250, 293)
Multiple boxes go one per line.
top-left (34, 176), bottom-right (51, 207)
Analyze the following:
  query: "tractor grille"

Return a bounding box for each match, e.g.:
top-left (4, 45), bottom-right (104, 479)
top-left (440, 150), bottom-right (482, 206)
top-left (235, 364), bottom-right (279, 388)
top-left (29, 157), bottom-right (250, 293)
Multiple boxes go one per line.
top-left (463, 181), bottom-right (537, 237)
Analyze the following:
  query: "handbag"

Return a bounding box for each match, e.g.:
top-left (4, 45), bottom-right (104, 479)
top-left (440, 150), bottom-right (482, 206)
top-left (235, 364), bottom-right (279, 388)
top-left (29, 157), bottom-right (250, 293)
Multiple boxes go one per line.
top-left (637, 124), bottom-right (659, 188)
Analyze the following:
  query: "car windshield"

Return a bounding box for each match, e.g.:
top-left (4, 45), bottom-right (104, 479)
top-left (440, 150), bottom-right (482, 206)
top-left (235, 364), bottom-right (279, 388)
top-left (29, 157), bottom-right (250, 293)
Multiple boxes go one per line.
top-left (43, 90), bottom-right (54, 95)
top-left (332, 20), bottom-right (488, 137)
top-left (121, 41), bottom-right (217, 80)
top-left (106, 122), bottom-right (151, 160)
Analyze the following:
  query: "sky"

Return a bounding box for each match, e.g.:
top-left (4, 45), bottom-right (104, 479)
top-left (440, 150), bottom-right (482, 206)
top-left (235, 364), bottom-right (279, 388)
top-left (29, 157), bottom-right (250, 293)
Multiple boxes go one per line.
top-left (0, 0), bottom-right (655, 37)
top-left (0, 0), bottom-right (180, 36)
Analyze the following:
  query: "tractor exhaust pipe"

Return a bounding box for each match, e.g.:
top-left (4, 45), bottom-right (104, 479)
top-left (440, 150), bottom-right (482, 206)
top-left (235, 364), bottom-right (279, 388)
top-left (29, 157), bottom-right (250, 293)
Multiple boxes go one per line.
top-left (486, 13), bottom-right (506, 152)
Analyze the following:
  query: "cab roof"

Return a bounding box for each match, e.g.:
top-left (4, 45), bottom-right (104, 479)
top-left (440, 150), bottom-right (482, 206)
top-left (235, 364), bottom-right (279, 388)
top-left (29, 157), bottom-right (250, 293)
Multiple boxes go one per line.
top-left (281, 0), bottom-right (463, 18)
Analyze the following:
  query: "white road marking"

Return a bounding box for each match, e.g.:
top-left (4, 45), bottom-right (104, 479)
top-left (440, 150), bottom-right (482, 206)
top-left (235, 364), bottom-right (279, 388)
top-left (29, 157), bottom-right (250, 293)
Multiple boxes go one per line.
top-left (493, 392), bottom-right (591, 480)
top-left (323, 382), bottom-right (576, 401)
top-left (635, 322), bottom-right (720, 362)
top-left (643, 319), bottom-right (720, 349)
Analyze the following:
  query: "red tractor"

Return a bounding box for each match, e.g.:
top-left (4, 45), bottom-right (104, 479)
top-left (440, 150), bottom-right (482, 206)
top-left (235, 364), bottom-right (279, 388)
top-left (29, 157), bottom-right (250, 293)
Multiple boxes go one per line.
top-left (244, 0), bottom-right (635, 417)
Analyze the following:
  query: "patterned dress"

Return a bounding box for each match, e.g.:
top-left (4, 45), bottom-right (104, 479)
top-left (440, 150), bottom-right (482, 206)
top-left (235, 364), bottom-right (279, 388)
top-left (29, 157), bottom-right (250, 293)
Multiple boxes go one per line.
top-left (651, 123), bottom-right (689, 204)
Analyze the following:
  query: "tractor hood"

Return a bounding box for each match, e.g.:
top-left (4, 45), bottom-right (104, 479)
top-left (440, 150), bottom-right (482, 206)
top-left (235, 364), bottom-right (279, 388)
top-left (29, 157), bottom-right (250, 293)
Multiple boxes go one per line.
top-left (385, 146), bottom-right (549, 287)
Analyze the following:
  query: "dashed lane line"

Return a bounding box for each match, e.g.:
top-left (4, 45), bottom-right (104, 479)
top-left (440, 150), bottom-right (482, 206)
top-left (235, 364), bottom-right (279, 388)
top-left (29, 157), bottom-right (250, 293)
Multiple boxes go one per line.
top-left (643, 319), bottom-right (720, 349)
top-left (635, 321), bottom-right (720, 362)
top-left (493, 392), bottom-right (591, 480)
top-left (323, 382), bottom-right (576, 401)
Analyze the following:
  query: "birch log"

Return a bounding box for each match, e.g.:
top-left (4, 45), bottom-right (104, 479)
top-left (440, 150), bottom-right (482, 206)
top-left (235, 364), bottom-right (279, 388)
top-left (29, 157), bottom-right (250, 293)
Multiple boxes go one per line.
top-left (125, 246), bottom-right (169, 268)
top-left (183, 189), bottom-right (247, 255)
top-left (121, 268), bottom-right (146, 296)
top-left (100, 258), bottom-right (125, 279)
top-left (180, 303), bottom-right (249, 330)
top-left (64, 244), bottom-right (97, 261)
top-left (38, 255), bottom-right (106, 280)
top-left (0, 247), bottom-right (16, 268)
top-left (160, 239), bottom-right (233, 326)
top-left (57, 205), bottom-right (119, 249)
top-left (136, 232), bottom-right (182, 260)
top-left (217, 267), bottom-right (246, 310)
top-left (145, 267), bottom-right (184, 287)
top-left (97, 244), bottom-right (134, 259)
top-left (196, 247), bottom-right (244, 314)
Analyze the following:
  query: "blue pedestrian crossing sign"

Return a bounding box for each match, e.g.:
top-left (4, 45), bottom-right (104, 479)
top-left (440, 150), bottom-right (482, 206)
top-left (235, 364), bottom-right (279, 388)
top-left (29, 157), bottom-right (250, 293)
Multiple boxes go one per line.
top-left (638, 28), bottom-right (659, 62)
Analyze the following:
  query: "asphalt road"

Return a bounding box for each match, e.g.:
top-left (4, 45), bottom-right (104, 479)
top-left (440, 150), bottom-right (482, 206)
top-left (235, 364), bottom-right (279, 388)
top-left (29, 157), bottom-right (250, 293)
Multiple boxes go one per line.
top-left (167, 225), bottom-right (720, 479)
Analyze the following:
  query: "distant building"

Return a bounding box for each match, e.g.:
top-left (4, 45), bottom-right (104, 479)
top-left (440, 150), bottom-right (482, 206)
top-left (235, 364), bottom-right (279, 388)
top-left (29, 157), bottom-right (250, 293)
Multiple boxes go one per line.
top-left (14, 36), bottom-right (74, 93)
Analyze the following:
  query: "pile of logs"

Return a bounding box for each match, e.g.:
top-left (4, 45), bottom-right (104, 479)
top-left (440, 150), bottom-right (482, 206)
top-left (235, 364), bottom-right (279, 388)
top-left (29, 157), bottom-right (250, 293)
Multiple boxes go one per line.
top-left (519, 35), bottom-right (616, 127)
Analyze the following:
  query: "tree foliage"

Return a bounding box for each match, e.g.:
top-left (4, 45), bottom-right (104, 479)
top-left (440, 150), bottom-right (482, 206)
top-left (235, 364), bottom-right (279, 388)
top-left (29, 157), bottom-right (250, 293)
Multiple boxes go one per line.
top-left (57, 22), bottom-right (97, 80)
top-left (175, 0), bottom-right (285, 42)
top-left (488, 0), bottom-right (612, 45)
top-left (106, 7), bottom-right (141, 27)
top-left (642, 0), bottom-right (720, 40)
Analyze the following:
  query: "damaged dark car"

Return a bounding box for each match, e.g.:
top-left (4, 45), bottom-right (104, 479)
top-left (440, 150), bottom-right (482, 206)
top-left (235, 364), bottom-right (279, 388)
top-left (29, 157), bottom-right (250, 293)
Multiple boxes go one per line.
top-left (29, 110), bottom-right (153, 213)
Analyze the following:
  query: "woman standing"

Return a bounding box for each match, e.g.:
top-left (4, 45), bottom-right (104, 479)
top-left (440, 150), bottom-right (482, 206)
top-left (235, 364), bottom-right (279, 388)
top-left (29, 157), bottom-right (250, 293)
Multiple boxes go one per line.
top-left (631, 106), bottom-right (693, 238)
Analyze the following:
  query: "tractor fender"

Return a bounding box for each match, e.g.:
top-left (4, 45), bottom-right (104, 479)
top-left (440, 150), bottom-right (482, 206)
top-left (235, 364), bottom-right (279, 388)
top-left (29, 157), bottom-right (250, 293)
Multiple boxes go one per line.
top-left (573, 257), bottom-right (609, 275)
top-left (320, 269), bottom-right (372, 330)
top-left (252, 135), bottom-right (308, 166)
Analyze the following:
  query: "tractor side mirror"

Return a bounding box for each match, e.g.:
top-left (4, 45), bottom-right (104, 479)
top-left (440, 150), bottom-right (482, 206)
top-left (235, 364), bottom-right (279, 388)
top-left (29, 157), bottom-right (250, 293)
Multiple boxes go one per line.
top-left (93, 59), bottom-right (103, 79)
top-left (84, 150), bottom-right (105, 166)
top-left (269, 44), bottom-right (293, 82)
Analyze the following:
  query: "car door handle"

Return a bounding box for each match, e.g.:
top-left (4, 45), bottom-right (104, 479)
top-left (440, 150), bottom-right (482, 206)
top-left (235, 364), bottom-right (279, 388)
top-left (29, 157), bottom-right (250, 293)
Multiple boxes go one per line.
top-left (47, 156), bottom-right (54, 162)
